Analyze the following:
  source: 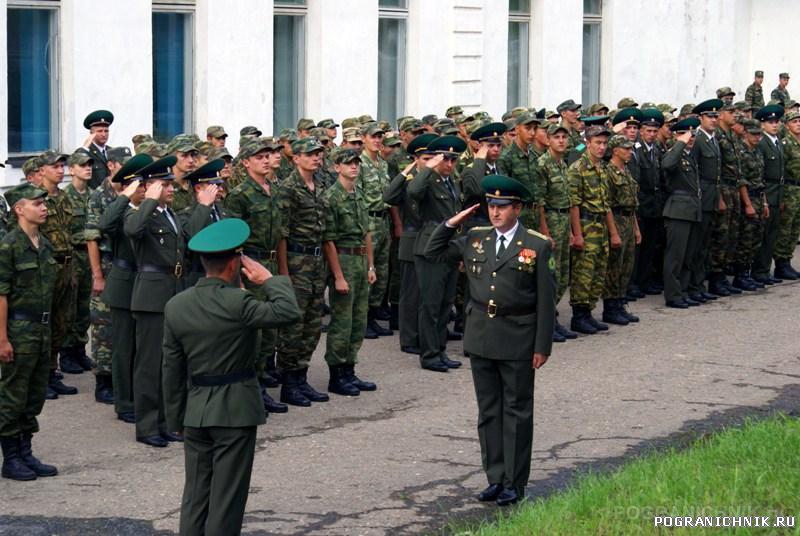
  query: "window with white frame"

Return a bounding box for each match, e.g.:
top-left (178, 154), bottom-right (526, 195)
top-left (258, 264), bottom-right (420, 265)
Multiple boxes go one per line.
top-left (7, 1), bottom-right (60, 155)
top-left (274, 0), bottom-right (306, 133)
top-left (582, 0), bottom-right (601, 106)
top-left (378, 0), bottom-right (407, 126)
top-left (507, 0), bottom-right (530, 109)
top-left (152, 2), bottom-right (195, 141)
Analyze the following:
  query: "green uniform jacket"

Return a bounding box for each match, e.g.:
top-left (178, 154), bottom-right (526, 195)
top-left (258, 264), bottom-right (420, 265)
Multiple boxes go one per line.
top-left (745, 83), bottom-right (765, 109)
top-left (634, 140), bottom-right (663, 217)
top-left (759, 135), bottom-right (785, 206)
top-left (691, 130), bottom-right (721, 212)
top-left (460, 158), bottom-right (498, 226)
top-left (179, 202), bottom-right (228, 287)
top-left (99, 195), bottom-right (137, 309)
top-left (771, 86), bottom-right (790, 105)
top-left (425, 223), bottom-right (555, 359)
top-left (383, 168), bottom-right (422, 262)
top-left (661, 141), bottom-right (702, 222)
top-left (407, 167), bottom-right (461, 256)
top-left (162, 276), bottom-right (301, 431)
top-left (87, 144), bottom-right (110, 190)
top-left (124, 199), bottom-right (186, 312)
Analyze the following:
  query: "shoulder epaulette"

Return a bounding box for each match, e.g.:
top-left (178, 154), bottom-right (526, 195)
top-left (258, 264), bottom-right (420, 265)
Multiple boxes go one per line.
top-left (527, 228), bottom-right (548, 240)
top-left (471, 226), bottom-right (493, 232)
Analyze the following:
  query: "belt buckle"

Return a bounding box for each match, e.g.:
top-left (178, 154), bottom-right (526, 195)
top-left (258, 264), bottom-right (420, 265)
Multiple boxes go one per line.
top-left (314, 246), bottom-right (321, 257)
top-left (64, 255), bottom-right (72, 264)
top-left (41, 312), bottom-right (50, 325)
top-left (487, 299), bottom-right (497, 319)
top-left (174, 263), bottom-right (183, 278)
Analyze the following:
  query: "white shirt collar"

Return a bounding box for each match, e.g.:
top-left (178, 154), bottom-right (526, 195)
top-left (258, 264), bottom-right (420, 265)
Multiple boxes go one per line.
top-left (765, 133), bottom-right (779, 144)
top-left (700, 128), bottom-right (715, 140)
top-left (495, 221), bottom-right (519, 245)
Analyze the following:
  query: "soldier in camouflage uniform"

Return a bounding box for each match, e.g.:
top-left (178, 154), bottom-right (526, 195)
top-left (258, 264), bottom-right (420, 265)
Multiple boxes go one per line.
top-left (85, 146), bottom-right (132, 404)
top-left (567, 126), bottom-right (611, 334)
top-left (357, 123), bottom-right (394, 338)
top-left (0, 185), bottom-right (59, 481)
top-left (277, 129), bottom-right (298, 181)
top-left (37, 151), bottom-right (78, 397)
top-left (734, 119), bottom-right (768, 290)
top-left (602, 136), bottom-right (641, 325)
top-left (498, 112), bottom-right (540, 230)
top-left (771, 73), bottom-right (791, 105)
top-left (0, 188), bottom-right (7, 240)
top-left (536, 124), bottom-right (576, 341)
top-left (745, 71), bottom-right (765, 109)
top-left (166, 135), bottom-right (199, 212)
top-left (322, 148), bottom-right (378, 396)
top-left (224, 138), bottom-right (288, 415)
top-left (557, 99), bottom-right (585, 165)
top-left (274, 136), bottom-right (330, 407)
top-left (774, 111), bottom-right (800, 278)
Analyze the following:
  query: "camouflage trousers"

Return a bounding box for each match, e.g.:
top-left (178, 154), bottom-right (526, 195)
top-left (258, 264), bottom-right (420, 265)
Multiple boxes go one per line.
top-left (51, 259), bottom-right (76, 369)
top-left (369, 215), bottom-right (390, 308)
top-left (569, 218), bottom-right (608, 308)
top-left (0, 351), bottom-right (50, 437)
top-left (65, 249), bottom-right (91, 349)
top-left (738, 197), bottom-right (764, 266)
top-left (774, 185), bottom-right (800, 260)
top-left (520, 205), bottom-right (539, 233)
top-left (245, 259), bottom-right (279, 380)
top-left (277, 253), bottom-right (325, 372)
top-left (324, 253), bottom-right (369, 366)
top-left (90, 255), bottom-right (113, 375)
top-left (710, 185), bottom-right (741, 272)
top-left (544, 211), bottom-right (571, 304)
top-left (604, 214), bottom-right (636, 299)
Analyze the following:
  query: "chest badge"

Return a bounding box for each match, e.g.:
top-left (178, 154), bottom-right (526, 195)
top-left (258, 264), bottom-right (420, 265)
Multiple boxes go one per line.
top-left (159, 237), bottom-right (164, 245)
top-left (472, 240), bottom-right (484, 255)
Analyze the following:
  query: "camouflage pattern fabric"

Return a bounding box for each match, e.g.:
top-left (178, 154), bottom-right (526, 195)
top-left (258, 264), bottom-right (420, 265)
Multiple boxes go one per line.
top-left (604, 162), bottom-right (638, 299)
top-left (711, 129), bottom-right (744, 271)
top-left (90, 255), bottom-right (113, 374)
top-left (775, 133), bottom-right (800, 260)
top-left (277, 154), bottom-right (294, 182)
top-left (357, 152), bottom-right (391, 308)
top-left (0, 195), bottom-right (8, 240)
top-left (737, 145), bottom-right (766, 265)
top-left (171, 184), bottom-right (194, 213)
top-left (62, 184), bottom-right (91, 349)
top-left (498, 142), bottom-right (539, 229)
top-left (745, 83), bottom-right (764, 109)
top-left (86, 179), bottom-right (117, 253)
top-left (537, 150), bottom-right (572, 302)
top-left (771, 86), bottom-right (790, 105)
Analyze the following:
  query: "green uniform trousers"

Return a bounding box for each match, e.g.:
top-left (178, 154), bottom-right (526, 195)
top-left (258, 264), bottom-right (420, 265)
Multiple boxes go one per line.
top-left (90, 256), bottom-right (113, 374)
top-left (775, 185), bottom-right (800, 260)
top-left (689, 213), bottom-right (714, 293)
top-left (325, 253), bottom-right (369, 366)
top-left (111, 307), bottom-right (136, 415)
top-left (753, 204), bottom-right (781, 278)
top-left (710, 185), bottom-right (741, 272)
top-left (0, 351), bottom-right (50, 437)
top-left (470, 356), bottom-right (534, 495)
top-left (277, 253), bottom-right (325, 372)
top-left (51, 261), bottom-right (75, 369)
top-left (180, 425), bottom-right (257, 536)
top-left (66, 250), bottom-right (91, 349)
top-left (738, 198), bottom-right (765, 266)
top-left (569, 219), bottom-right (608, 309)
top-left (414, 256), bottom-right (458, 366)
top-left (663, 219), bottom-right (701, 303)
top-left (398, 260), bottom-right (419, 348)
top-left (544, 211), bottom-right (571, 304)
top-left (604, 214), bottom-right (636, 299)
top-left (245, 260), bottom-right (278, 380)
top-left (132, 312), bottom-right (166, 438)
top-left (368, 216), bottom-right (390, 308)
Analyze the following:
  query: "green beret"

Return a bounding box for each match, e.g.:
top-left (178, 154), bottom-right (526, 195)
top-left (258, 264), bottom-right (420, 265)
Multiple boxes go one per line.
top-left (240, 126), bottom-right (262, 137)
top-left (671, 117), bottom-right (700, 132)
top-left (291, 136), bottom-right (325, 155)
top-left (112, 154), bottom-right (154, 183)
top-left (138, 155), bottom-right (177, 181)
top-left (4, 184), bottom-right (47, 208)
top-left (39, 150), bottom-right (68, 165)
top-left (83, 109), bottom-right (114, 129)
top-left (755, 104), bottom-right (784, 122)
top-left (470, 122), bottom-right (507, 142)
top-left (482, 175), bottom-right (530, 205)
top-left (608, 135), bottom-right (634, 150)
top-left (296, 118), bottom-right (316, 131)
top-left (317, 118), bottom-right (339, 129)
top-left (206, 125), bottom-right (227, 138)
top-left (166, 134), bottom-right (198, 154)
top-left (557, 99), bottom-right (582, 113)
top-left (692, 99), bottom-right (724, 115)
top-left (640, 108), bottom-right (665, 127)
top-left (189, 218), bottom-right (250, 256)
top-left (617, 97), bottom-right (638, 108)
top-left (332, 148), bottom-right (361, 164)
top-left (184, 159), bottom-right (226, 185)
top-left (22, 157), bottom-right (41, 176)
top-left (407, 133), bottom-right (438, 155)
top-left (67, 149), bottom-right (94, 166)
top-left (107, 146), bottom-right (133, 163)
top-left (716, 87), bottom-right (736, 98)
top-left (612, 107), bottom-right (644, 126)
top-left (427, 135), bottom-right (467, 156)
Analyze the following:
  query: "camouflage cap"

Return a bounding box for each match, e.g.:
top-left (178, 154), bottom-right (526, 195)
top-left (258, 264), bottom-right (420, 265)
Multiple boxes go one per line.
top-left (716, 87), bottom-right (736, 98)
top-left (473, 111), bottom-right (491, 122)
top-left (4, 183), bottom-right (47, 207)
top-left (433, 117), bottom-right (456, 131)
top-left (399, 118), bottom-right (423, 132)
top-left (509, 107), bottom-right (528, 118)
top-left (556, 99), bottom-right (582, 113)
top-left (617, 97), bottom-right (638, 108)
top-left (341, 117), bottom-right (361, 129)
top-left (608, 134), bottom-right (634, 150)
top-left (720, 102), bottom-right (737, 112)
top-left (107, 146), bottom-right (133, 163)
top-left (39, 150), bottom-right (68, 165)
top-left (358, 114), bottom-right (376, 124)
top-left (67, 149), bottom-right (94, 166)
top-left (454, 114), bottom-right (475, 125)
top-left (768, 98), bottom-right (783, 106)
top-left (585, 125), bottom-right (611, 139)
top-left (662, 112), bottom-right (677, 124)
top-left (296, 118), bottom-right (316, 131)
top-left (262, 137), bottom-right (283, 151)
top-left (132, 133), bottom-right (154, 146)
top-left (588, 103), bottom-right (610, 115)
top-left (515, 111), bottom-right (541, 127)
top-left (657, 103), bottom-right (677, 114)
top-left (679, 103), bottom-right (696, 116)
top-left (194, 140), bottom-right (212, 155)
top-left (310, 127), bottom-right (331, 141)
top-left (22, 156), bottom-right (41, 176)
top-left (207, 146), bottom-right (233, 161)
top-left (466, 119), bottom-right (490, 136)
top-left (546, 123), bottom-right (569, 136)
top-left (378, 120), bottom-right (392, 132)
top-left (421, 114), bottom-right (438, 125)
top-left (503, 118), bottom-right (517, 130)
top-left (784, 99), bottom-right (799, 109)
top-left (780, 72), bottom-right (790, 79)
top-left (342, 127), bottom-right (362, 142)
top-left (445, 105), bottom-right (464, 117)
top-left (332, 147), bottom-right (361, 164)
top-left (755, 70), bottom-right (764, 78)
top-left (640, 102), bottom-right (658, 110)
top-left (785, 111), bottom-right (800, 122)
top-left (317, 118), bottom-right (339, 129)
top-left (742, 118), bottom-right (762, 134)
top-left (733, 100), bottom-right (750, 111)
top-left (396, 115), bottom-right (414, 126)
top-left (206, 125), bottom-right (228, 138)
top-left (279, 128), bottom-right (299, 143)
top-left (166, 134), bottom-right (198, 154)
top-left (360, 122), bottom-right (385, 136)
top-left (546, 110), bottom-right (560, 119)
top-left (240, 125), bottom-right (262, 137)
top-left (238, 138), bottom-right (273, 159)
top-left (291, 136), bottom-right (325, 154)
top-left (383, 133), bottom-right (402, 147)
top-left (137, 141), bottom-right (169, 158)
top-left (501, 110), bottom-right (513, 121)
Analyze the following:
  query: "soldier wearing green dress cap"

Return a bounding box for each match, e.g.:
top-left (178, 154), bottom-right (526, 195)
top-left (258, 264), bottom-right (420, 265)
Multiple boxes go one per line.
top-left (746, 71), bottom-right (765, 109)
top-left (162, 218), bottom-right (300, 536)
top-left (424, 174), bottom-right (555, 507)
top-left (82, 109), bottom-right (114, 189)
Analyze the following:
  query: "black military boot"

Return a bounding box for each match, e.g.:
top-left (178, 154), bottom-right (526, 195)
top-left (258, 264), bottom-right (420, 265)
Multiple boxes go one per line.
top-left (367, 308), bottom-right (393, 337)
top-left (570, 305), bottom-right (597, 335)
top-left (555, 319), bottom-right (578, 339)
top-left (280, 370), bottom-right (311, 407)
top-left (328, 365), bottom-right (360, 396)
top-left (49, 370), bottom-right (78, 395)
top-left (389, 304), bottom-right (400, 331)
top-left (59, 349), bottom-right (83, 374)
top-left (602, 299), bottom-right (629, 326)
top-left (18, 434), bottom-right (57, 477)
top-left (774, 259), bottom-right (799, 280)
top-left (586, 307), bottom-right (609, 331)
top-left (374, 304), bottom-right (392, 321)
top-left (344, 364), bottom-right (377, 391)
top-left (73, 346), bottom-right (93, 371)
top-left (552, 328), bottom-right (566, 343)
top-left (619, 299), bottom-right (640, 323)
top-left (94, 374), bottom-right (114, 405)
top-left (708, 273), bottom-right (731, 297)
top-left (364, 321), bottom-right (379, 339)
top-left (626, 285), bottom-right (645, 299)
top-left (296, 368), bottom-right (329, 402)
top-left (265, 352), bottom-right (282, 386)
top-left (0, 436), bottom-right (37, 481)
top-left (261, 389), bottom-right (288, 414)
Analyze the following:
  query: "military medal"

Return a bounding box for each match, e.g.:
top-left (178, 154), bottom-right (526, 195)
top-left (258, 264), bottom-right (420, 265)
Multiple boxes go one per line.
top-left (473, 241), bottom-right (484, 255)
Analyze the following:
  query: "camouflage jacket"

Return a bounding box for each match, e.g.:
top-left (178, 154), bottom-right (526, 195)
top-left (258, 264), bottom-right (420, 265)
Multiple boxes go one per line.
top-left (606, 161), bottom-right (639, 209)
top-left (86, 178), bottom-right (118, 252)
top-left (783, 132), bottom-right (800, 183)
top-left (745, 83), bottom-right (765, 109)
top-left (277, 154), bottom-right (294, 182)
top-left (717, 127), bottom-right (743, 186)
top-left (276, 169), bottom-right (327, 247)
top-left (357, 151), bottom-right (391, 219)
top-left (227, 160), bottom-right (249, 190)
top-left (498, 142), bottom-right (538, 204)
top-left (40, 190), bottom-right (72, 254)
top-left (536, 150), bottom-right (571, 209)
top-left (224, 175), bottom-right (282, 256)
top-left (0, 228), bottom-right (57, 352)
top-left (739, 144), bottom-right (765, 189)
top-left (322, 180), bottom-right (369, 248)
top-left (0, 195), bottom-right (8, 241)
top-left (62, 183), bottom-right (91, 246)
top-left (568, 152), bottom-right (610, 214)
top-left (771, 86), bottom-right (790, 105)
top-left (172, 182), bottom-right (194, 213)
top-left (386, 147), bottom-right (412, 180)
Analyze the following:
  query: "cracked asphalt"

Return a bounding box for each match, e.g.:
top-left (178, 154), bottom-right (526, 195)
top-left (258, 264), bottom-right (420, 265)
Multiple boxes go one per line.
top-left (2, 279), bottom-right (800, 535)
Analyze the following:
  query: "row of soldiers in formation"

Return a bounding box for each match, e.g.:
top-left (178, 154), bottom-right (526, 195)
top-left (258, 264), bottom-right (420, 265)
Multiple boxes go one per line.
top-left (1, 68), bottom-right (799, 469)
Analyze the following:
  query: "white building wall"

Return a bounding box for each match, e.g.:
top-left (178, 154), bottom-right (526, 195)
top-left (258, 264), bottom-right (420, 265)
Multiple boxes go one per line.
top-left (0, 0), bottom-right (7, 186)
top-left (750, 0), bottom-right (800, 99)
top-left (530, 0), bottom-right (583, 110)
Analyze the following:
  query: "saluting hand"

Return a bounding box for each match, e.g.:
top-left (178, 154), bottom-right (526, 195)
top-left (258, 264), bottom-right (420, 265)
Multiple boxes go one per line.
top-left (145, 180), bottom-right (163, 201)
top-left (0, 339), bottom-right (14, 364)
top-left (121, 180), bottom-right (140, 199)
top-left (241, 255), bottom-right (271, 285)
top-left (446, 203), bottom-right (480, 228)
top-left (196, 184), bottom-right (219, 207)
top-left (426, 154), bottom-right (445, 169)
top-left (475, 144), bottom-right (489, 160)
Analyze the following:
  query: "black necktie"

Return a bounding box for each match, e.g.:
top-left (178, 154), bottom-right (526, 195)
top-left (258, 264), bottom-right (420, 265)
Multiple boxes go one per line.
top-left (444, 177), bottom-right (456, 200)
top-left (488, 165), bottom-right (497, 175)
top-left (162, 209), bottom-right (177, 233)
top-left (497, 235), bottom-right (506, 260)
top-left (211, 206), bottom-right (220, 222)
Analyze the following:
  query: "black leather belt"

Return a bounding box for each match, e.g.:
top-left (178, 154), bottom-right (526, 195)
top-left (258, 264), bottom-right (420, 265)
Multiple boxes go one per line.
top-left (191, 369), bottom-right (255, 387)
top-left (612, 207), bottom-right (637, 216)
top-left (765, 178), bottom-right (785, 185)
top-left (139, 262), bottom-right (183, 278)
top-left (784, 178), bottom-right (800, 187)
top-left (52, 253), bottom-right (72, 264)
top-left (545, 207), bottom-right (570, 213)
top-left (337, 246), bottom-right (367, 256)
top-left (9, 311), bottom-right (50, 324)
top-left (670, 189), bottom-right (699, 196)
top-left (471, 299), bottom-right (535, 319)
top-left (112, 258), bottom-right (136, 271)
top-left (579, 208), bottom-right (605, 221)
top-left (368, 210), bottom-right (387, 218)
top-left (286, 243), bottom-right (322, 257)
top-left (243, 247), bottom-right (276, 262)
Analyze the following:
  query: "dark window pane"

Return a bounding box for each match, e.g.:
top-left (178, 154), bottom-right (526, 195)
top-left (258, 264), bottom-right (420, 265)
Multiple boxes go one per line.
top-left (378, 17), bottom-right (405, 123)
top-left (153, 13), bottom-right (187, 142)
top-left (507, 21), bottom-right (528, 108)
top-left (274, 15), bottom-right (304, 133)
top-left (509, 0), bottom-right (530, 14)
top-left (582, 23), bottom-right (601, 105)
top-left (275, 0), bottom-right (306, 5)
top-left (7, 8), bottom-right (53, 153)
top-left (379, 0), bottom-right (407, 8)
top-left (584, 0), bottom-right (601, 15)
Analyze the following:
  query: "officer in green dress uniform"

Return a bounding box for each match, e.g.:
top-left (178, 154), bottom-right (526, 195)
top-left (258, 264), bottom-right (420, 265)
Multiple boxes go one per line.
top-left (163, 218), bottom-right (300, 536)
top-left (82, 110), bottom-right (114, 190)
top-left (425, 175), bottom-right (555, 506)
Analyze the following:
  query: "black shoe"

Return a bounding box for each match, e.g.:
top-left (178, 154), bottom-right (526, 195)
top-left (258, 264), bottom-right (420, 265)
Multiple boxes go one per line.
top-left (768, 275), bottom-right (782, 284)
top-left (49, 371), bottom-right (78, 395)
top-left (368, 309), bottom-right (393, 336)
top-left (59, 353), bottom-right (84, 375)
top-left (259, 375), bottom-right (280, 389)
top-left (296, 369), bottom-right (330, 402)
top-left (495, 487), bottom-right (520, 507)
top-left (74, 347), bottom-right (93, 371)
top-left (18, 434), bottom-right (57, 477)
top-left (555, 322), bottom-right (578, 339)
top-left (446, 329), bottom-right (463, 341)
top-left (46, 386), bottom-right (58, 400)
top-left (327, 365), bottom-right (360, 396)
top-left (708, 278), bottom-right (731, 297)
top-left (684, 297), bottom-right (700, 306)
top-left (345, 364), bottom-right (377, 391)
top-left (477, 483), bottom-right (504, 502)
top-left (552, 329), bottom-right (566, 343)
top-left (586, 314), bottom-right (609, 331)
top-left (570, 307), bottom-right (597, 334)
top-left (725, 282), bottom-right (742, 294)
top-left (117, 412), bottom-right (136, 424)
top-left (440, 355), bottom-right (462, 369)
top-left (643, 284), bottom-right (662, 295)
top-left (774, 261), bottom-right (798, 280)
top-left (688, 293), bottom-right (707, 303)
top-left (94, 375), bottom-right (114, 405)
top-left (401, 345), bottom-right (420, 355)
top-left (262, 390), bottom-right (289, 413)
top-left (624, 292), bottom-right (638, 302)
top-left (752, 274), bottom-right (772, 286)
top-left (137, 435), bottom-right (168, 448)
top-left (421, 360), bottom-right (449, 373)
top-left (364, 323), bottom-right (379, 339)
top-left (619, 301), bottom-right (639, 323)
top-left (1, 437), bottom-right (37, 481)
top-left (665, 300), bottom-right (689, 309)
top-left (627, 286), bottom-right (646, 299)
top-left (160, 431), bottom-right (184, 442)
top-left (280, 383), bottom-right (312, 407)
top-left (602, 299), bottom-right (629, 326)
top-left (320, 322), bottom-right (328, 333)
top-left (373, 306), bottom-right (392, 321)
top-left (700, 291), bottom-right (718, 301)
top-left (732, 276), bottom-right (757, 291)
